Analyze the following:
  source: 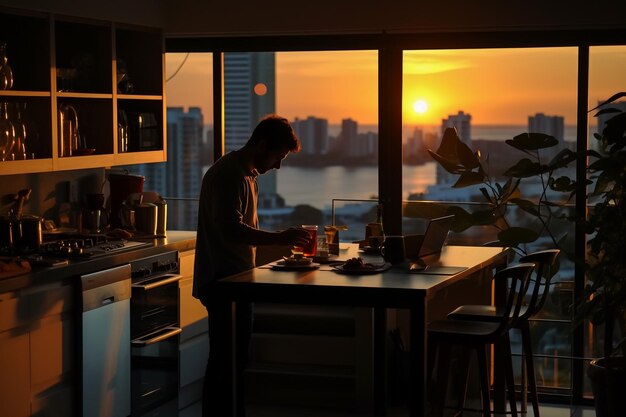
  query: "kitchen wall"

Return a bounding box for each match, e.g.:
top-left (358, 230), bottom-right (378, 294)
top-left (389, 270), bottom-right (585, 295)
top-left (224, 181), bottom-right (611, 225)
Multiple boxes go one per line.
top-left (0, 169), bottom-right (105, 227)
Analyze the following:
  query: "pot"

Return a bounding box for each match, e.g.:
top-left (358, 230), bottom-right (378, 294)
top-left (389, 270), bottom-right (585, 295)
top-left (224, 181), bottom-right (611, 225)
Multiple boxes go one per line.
top-left (588, 357), bottom-right (626, 417)
top-left (12, 214), bottom-right (43, 254)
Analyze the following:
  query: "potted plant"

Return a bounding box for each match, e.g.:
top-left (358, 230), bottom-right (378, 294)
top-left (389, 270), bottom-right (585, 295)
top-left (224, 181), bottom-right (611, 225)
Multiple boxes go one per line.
top-left (426, 126), bottom-right (577, 254)
top-left (578, 92), bottom-right (626, 417)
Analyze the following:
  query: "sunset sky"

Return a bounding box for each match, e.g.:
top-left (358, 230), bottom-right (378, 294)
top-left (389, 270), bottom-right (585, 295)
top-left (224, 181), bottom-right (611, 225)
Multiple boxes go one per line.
top-left (165, 46), bottom-right (626, 128)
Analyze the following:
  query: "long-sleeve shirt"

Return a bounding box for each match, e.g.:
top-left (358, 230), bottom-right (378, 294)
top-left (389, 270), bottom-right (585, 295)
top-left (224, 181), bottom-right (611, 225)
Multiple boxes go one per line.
top-left (193, 151), bottom-right (259, 305)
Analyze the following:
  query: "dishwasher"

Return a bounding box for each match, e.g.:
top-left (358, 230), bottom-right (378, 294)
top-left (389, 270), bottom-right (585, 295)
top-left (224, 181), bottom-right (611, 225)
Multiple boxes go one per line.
top-left (80, 264), bottom-right (132, 417)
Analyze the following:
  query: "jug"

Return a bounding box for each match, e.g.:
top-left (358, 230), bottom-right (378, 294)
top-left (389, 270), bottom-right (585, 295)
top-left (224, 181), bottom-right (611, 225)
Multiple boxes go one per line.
top-left (58, 103), bottom-right (79, 157)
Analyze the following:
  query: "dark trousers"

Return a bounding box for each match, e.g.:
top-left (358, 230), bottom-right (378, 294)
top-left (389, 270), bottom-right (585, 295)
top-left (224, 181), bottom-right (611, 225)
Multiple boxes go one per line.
top-left (203, 300), bottom-right (253, 417)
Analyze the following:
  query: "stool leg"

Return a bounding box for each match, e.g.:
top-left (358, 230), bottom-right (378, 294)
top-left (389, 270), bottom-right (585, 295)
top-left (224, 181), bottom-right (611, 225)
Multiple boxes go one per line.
top-left (432, 342), bottom-right (452, 417)
top-left (475, 345), bottom-right (491, 417)
top-left (521, 321), bottom-right (540, 417)
top-left (501, 333), bottom-right (518, 417)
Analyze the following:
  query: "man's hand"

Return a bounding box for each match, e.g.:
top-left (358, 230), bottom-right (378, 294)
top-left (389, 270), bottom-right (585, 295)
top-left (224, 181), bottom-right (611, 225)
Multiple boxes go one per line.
top-left (280, 227), bottom-right (312, 247)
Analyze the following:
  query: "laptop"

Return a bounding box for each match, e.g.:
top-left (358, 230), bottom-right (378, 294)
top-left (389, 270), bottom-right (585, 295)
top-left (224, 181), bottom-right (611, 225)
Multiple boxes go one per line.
top-left (405, 215), bottom-right (467, 274)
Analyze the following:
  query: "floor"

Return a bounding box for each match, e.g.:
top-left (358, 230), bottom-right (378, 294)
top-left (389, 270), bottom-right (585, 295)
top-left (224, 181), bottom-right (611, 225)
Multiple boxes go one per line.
top-left (179, 401), bottom-right (597, 417)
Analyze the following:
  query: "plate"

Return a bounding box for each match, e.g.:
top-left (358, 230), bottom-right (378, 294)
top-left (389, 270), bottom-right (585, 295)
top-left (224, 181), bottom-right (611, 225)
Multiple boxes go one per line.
top-left (359, 245), bottom-right (382, 255)
top-left (332, 262), bottom-right (392, 275)
top-left (270, 260), bottom-right (321, 271)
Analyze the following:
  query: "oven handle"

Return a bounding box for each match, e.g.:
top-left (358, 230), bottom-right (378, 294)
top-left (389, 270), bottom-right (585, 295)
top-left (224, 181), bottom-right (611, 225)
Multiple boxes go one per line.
top-left (131, 326), bottom-right (182, 347)
top-left (132, 273), bottom-right (182, 290)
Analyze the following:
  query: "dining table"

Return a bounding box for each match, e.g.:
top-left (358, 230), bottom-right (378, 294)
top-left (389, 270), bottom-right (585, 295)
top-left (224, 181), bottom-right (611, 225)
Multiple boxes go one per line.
top-left (213, 244), bottom-right (510, 417)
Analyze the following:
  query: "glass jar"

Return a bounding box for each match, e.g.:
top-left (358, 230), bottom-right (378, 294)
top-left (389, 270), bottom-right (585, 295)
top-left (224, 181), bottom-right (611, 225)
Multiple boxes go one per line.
top-left (0, 42), bottom-right (14, 90)
top-left (0, 101), bottom-right (15, 161)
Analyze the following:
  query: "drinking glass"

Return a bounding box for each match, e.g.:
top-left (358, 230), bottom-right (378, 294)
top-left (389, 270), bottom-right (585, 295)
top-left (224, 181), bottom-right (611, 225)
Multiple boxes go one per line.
top-left (301, 225), bottom-right (318, 257)
top-left (0, 42), bottom-right (14, 90)
top-left (0, 101), bottom-right (15, 161)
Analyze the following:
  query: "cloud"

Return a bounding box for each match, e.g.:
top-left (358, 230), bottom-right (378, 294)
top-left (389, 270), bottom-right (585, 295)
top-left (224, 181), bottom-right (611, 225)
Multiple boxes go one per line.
top-left (403, 52), bottom-right (473, 75)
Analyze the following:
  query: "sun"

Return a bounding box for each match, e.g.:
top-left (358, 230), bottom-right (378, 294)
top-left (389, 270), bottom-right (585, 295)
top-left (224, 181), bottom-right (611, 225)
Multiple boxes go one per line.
top-left (412, 99), bottom-right (428, 114)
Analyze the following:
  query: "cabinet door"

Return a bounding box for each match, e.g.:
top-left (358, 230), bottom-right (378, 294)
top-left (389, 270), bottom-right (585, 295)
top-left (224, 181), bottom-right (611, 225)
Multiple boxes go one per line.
top-left (179, 251), bottom-right (208, 342)
top-left (0, 329), bottom-right (30, 417)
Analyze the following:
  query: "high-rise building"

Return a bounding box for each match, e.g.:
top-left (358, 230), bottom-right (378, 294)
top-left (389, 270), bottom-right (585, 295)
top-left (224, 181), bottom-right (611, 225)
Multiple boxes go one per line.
top-left (438, 111), bottom-right (472, 184)
top-left (128, 106), bottom-right (204, 230)
top-left (528, 113), bottom-right (565, 159)
top-left (528, 113), bottom-right (564, 141)
top-left (224, 52), bottom-right (278, 198)
top-left (292, 116), bottom-right (329, 155)
top-left (442, 111), bottom-right (471, 145)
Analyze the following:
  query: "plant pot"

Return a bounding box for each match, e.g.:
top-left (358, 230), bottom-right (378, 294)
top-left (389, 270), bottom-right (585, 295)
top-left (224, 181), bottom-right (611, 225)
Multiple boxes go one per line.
top-left (587, 357), bottom-right (626, 417)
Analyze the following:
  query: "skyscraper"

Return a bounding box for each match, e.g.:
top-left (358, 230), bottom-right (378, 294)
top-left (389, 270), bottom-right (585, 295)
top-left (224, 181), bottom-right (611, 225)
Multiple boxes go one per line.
top-left (129, 106), bottom-right (204, 230)
top-left (224, 52), bottom-right (278, 198)
top-left (528, 113), bottom-right (565, 159)
top-left (442, 111), bottom-right (472, 145)
top-left (292, 116), bottom-right (329, 155)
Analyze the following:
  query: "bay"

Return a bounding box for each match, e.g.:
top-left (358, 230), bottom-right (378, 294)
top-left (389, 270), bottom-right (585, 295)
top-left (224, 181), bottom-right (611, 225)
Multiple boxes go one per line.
top-left (274, 162), bottom-right (437, 210)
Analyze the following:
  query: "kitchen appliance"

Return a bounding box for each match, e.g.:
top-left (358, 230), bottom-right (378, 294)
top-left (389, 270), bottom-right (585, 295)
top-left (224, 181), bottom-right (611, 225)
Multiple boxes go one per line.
top-left (130, 251), bottom-right (181, 416)
top-left (120, 191), bottom-right (167, 237)
top-left (80, 264), bottom-right (131, 417)
top-left (34, 235), bottom-right (150, 260)
top-left (108, 172), bottom-right (145, 229)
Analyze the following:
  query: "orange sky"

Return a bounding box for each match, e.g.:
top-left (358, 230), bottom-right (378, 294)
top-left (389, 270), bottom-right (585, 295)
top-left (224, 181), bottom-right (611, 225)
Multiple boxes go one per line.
top-left (165, 46), bottom-right (626, 127)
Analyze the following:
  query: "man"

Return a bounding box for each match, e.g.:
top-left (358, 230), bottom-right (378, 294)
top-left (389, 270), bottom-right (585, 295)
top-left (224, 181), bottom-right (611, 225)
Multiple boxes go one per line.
top-left (193, 115), bottom-right (311, 416)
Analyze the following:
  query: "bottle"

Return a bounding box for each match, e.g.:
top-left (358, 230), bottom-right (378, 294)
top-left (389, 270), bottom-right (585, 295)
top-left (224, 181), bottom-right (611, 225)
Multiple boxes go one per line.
top-left (0, 42), bottom-right (14, 90)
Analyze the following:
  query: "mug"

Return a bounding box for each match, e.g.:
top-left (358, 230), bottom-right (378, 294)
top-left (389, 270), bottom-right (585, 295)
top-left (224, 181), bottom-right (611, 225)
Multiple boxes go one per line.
top-left (382, 235), bottom-right (406, 264)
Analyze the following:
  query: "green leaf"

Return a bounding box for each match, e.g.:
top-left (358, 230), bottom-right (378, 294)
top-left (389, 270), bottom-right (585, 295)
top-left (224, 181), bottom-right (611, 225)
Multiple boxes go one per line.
top-left (497, 227), bottom-right (540, 246)
top-left (550, 176), bottom-right (577, 193)
top-left (427, 149), bottom-right (462, 174)
top-left (452, 172), bottom-right (485, 188)
top-left (589, 92), bottom-right (626, 112)
top-left (510, 198), bottom-right (540, 217)
top-left (506, 133), bottom-right (559, 151)
top-left (446, 206), bottom-right (475, 232)
top-left (504, 158), bottom-right (548, 178)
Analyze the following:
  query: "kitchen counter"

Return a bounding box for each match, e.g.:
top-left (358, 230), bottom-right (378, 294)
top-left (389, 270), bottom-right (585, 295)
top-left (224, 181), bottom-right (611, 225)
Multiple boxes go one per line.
top-left (0, 230), bottom-right (197, 293)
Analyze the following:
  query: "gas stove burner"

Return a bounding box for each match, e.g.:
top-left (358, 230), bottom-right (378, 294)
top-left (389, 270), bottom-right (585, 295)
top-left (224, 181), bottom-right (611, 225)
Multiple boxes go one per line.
top-left (37, 237), bottom-right (151, 259)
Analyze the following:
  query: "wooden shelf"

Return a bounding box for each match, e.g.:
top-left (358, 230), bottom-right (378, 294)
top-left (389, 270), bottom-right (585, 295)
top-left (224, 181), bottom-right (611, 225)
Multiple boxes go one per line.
top-left (0, 9), bottom-right (165, 176)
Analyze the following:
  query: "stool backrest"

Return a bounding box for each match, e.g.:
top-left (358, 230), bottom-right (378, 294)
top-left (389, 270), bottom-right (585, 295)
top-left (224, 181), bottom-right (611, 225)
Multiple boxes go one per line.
top-left (494, 263), bottom-right (536, 335)
top-left (519, 249), bottom-right (561, 320)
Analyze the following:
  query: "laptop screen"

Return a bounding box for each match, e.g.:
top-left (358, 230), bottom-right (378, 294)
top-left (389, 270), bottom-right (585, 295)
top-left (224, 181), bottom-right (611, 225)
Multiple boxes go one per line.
top-left (417, 215), bottom-right (455, 258)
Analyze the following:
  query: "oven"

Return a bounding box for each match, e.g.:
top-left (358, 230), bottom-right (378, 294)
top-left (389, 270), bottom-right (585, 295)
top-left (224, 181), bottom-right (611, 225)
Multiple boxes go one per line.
top-left (130, 250), bottom-right (181, 416)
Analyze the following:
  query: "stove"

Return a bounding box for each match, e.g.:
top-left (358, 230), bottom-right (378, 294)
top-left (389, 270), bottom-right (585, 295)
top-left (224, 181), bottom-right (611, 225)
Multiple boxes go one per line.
top-left (33, 235), bottom-right (151, 260)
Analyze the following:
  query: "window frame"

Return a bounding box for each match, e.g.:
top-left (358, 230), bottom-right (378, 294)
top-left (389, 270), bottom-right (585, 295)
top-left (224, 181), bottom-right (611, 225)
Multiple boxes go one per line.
top-left (165, 28), bottom-right (626, 405)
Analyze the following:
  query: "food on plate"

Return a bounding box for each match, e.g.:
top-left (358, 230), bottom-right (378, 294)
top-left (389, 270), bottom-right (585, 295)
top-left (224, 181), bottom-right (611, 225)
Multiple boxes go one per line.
top-left (282, 255), bottom-right (313, 266)
top-left (342, 257), bottom-right (377, 270)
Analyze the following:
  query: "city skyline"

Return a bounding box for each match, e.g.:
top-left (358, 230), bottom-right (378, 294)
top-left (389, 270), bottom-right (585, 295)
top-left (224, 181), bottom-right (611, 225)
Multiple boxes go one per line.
top-left (165, 46), bottom-right (625, 127)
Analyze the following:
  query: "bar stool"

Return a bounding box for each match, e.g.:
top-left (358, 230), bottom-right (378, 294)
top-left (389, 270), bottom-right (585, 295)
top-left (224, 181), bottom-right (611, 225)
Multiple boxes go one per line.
top-left (427, 263), bottom-right (536, 417)
top-left (447, 249), bottom-right (561, 417)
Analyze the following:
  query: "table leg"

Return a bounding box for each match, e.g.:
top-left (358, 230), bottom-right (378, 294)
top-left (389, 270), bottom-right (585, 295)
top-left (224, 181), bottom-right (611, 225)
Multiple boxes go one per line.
top-left (409, 299), bottom-right (427, 417)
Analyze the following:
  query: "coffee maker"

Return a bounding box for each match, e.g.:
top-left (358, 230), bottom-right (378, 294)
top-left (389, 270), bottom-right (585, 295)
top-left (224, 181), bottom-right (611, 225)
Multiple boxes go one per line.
top-left (108, 172), bottom-right (145, 229)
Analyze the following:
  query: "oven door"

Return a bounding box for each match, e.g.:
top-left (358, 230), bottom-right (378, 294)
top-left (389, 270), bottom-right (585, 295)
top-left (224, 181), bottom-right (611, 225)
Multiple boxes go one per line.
top-left (131, 272), bottom-right (182, 416)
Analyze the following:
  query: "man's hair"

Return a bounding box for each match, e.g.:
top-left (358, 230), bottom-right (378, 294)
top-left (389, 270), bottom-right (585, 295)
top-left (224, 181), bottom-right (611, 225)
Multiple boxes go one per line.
top-left (247, 115), bottom-right (301, 152)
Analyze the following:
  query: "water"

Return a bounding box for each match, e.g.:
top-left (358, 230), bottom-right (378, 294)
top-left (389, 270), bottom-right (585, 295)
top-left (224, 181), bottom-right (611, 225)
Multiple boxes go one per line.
top-left (274, 163), bottom-right (437, 210)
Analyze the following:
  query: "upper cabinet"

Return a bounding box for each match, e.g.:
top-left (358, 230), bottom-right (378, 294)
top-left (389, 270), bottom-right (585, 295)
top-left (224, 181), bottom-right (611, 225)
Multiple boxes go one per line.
top-left (0, 9), bottom-right (165, 175)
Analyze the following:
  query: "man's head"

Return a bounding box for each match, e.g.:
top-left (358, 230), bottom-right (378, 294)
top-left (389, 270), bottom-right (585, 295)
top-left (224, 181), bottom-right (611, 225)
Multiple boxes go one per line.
top-left (246, 115), bottom-right (301, 174)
